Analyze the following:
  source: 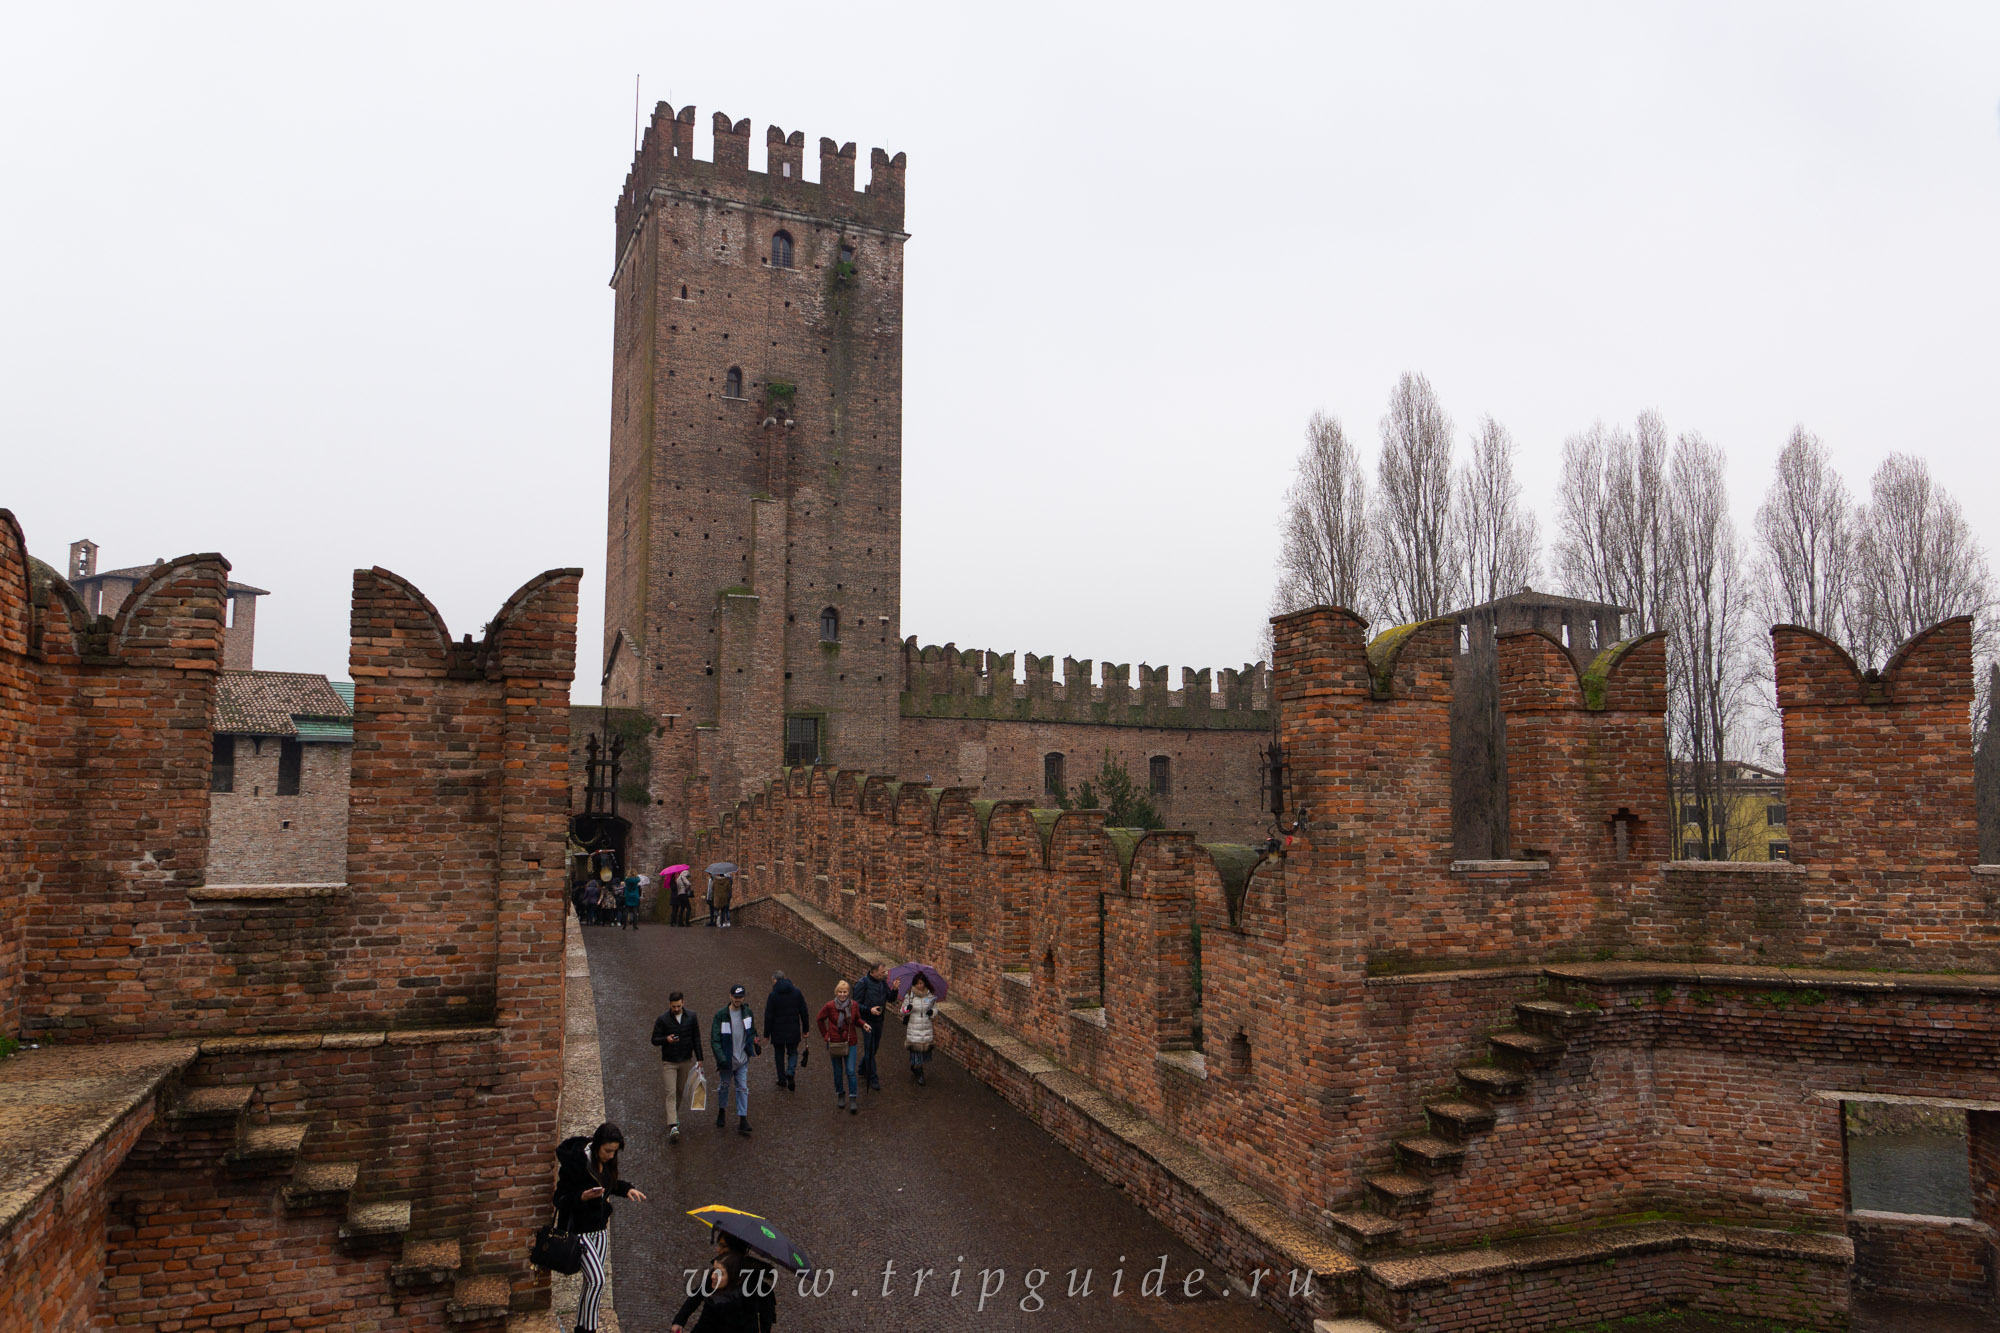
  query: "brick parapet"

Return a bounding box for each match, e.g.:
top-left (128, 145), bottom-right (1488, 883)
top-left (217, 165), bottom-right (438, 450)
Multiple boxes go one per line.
top-left (900, 639), bottom-right (1273, 729)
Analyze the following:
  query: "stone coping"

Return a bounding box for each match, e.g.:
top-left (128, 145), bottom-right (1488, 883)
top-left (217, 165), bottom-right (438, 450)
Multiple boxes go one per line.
top-left (1365, 965), bottom-right (1545, 988)
top-left (0, 1039), bottom-right (200, 1236)
top-left (1365, 1220), bottom-right (1851, 1292)
top-left (1816, 1090), bottom-right (2000, 1114)
top-left (1450, 860), bottom-right (1549, 874)
top-left (759, 893), bottom-right (1359, 1293)
top-left (1849, 1209), bottom-right (1997, 1232)
top-left (1547, 961), bottom-right (2000, 995)
top-left (1662, 859), bottom-right (1807, 875)
top-left (189, 882), bottom-right (349, 900)
top-left (197, 1025), bottom-right (501, 1056)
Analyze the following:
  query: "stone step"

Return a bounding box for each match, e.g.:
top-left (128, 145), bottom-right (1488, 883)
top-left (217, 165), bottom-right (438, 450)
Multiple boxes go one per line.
top-left (1326, 1207), bottom-right (1405, 1254)
top-left (1394, 1134), bottom-right (1467, 1175)
top-left (225, 1121), bottom-right (308, 1172)
top-left (1488, 1028), bottom-right (1563, 1068)
top-left (1514, 999), bottom-right (1600, 1035)
top-left (340, 1199), bottom-right (413, 1254)
top-left (447, 1274), bottom-right (513, 1324)
top-left (1425, 1099), bottom-right (1497, 1141)
top-left (282, 1159), bottom-right (359, 1213)
top-left (169, 1084), bottom-right (254, 1121)
top-left (1456, 1064), bottom-right (1526, 1099)
top-left (392, 1236), bottom-right (464, 1290)
top-left (1365, 1171), bottom-right (1433, 1215)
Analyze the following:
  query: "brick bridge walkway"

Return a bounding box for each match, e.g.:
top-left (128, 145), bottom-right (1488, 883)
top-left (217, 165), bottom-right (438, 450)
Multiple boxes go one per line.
top-left (580, 920), bottom-right (1288, 1333)
top-left (580, 922), bottom-right (1969, 1333)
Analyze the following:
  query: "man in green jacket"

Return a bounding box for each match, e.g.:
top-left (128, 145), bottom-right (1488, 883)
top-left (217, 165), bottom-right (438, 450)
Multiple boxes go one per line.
top-left (710, 985), bottom-right (760, 1135)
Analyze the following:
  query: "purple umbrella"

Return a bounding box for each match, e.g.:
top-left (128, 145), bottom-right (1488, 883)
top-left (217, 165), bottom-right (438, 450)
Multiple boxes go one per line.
top-left (887, 961), bottom-right (947, 1001)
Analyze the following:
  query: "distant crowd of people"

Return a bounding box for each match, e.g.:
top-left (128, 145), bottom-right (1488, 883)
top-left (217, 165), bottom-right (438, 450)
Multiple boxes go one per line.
top-left (552, 882), bottom-right (944, 1333)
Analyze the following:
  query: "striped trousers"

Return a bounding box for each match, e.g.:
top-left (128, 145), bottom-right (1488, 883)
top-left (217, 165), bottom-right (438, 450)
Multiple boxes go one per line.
top-left (577, 1227), bottom-right (608, 1330)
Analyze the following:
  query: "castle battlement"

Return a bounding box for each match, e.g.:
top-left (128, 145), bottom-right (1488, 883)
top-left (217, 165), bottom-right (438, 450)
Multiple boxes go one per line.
top-left (900, 637), bottom-right (1272, 730)
top-left (614, 102), bottom-right (906, 267)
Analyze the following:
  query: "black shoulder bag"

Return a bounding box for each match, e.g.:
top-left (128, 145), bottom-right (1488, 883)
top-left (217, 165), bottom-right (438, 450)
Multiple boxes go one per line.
top-left (530, 1203), bottom-right (583, 1275)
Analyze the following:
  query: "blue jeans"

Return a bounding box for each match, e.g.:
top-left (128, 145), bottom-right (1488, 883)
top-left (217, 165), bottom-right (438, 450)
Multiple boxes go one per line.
top-left (728, 1062), bottom-right (749, 1117)
top-left (773, 1043), bottom-right (798, 1083)
top-left (830, 1045), bottom-right (859, 1098)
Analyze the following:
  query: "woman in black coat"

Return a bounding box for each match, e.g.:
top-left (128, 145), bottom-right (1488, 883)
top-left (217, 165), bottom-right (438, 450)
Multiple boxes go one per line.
top-left (553, 1122), bottom-right (647, 1333)
top-left (672, 1250), bottom-right (763, 1333)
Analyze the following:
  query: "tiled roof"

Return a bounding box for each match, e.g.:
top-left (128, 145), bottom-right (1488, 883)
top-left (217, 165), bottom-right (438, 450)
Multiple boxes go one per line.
top-left (80, 563), bottom-right (269, 596)
top-left (213, 671), bottom-right (352, 738)
top-left (1455, 587), bottom-right (1635, 617)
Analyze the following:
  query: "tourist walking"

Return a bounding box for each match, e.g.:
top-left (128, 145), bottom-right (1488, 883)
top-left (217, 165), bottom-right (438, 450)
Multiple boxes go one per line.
top-left (853, 961), bottom-right (892, 1091)
top-left (619, 874), bottom-right (643, 930)
top-left (710, 985), bottom-right (760, 1134)
top-left (551, 1122), bottom-right (647, 1333)
top-left (901, 974), bottom-right (937, 1085)
top-left (670, 1250), bottom-right (760, 1333)
top-left (704, 874), bottom-right (717, 927)
top-left (816, 979), bottom-right (867, 1113)
top-left (712, 873), bottom-right (735, 928)
top-left (762, 971), bottom-right (810, 1091)
top-left (649, 991), bottom-right (704, 1144)
top-left (670, 868), bottom-right (694, 927)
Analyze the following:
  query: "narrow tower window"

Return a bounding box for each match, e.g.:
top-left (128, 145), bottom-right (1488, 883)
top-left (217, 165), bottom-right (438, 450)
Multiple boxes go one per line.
top-left (819, 606), bottom-right (839, 642)
top-left (725, 367), bottom-right (743, 398)
top-left (771, 231), bottom-right (794, 268)
top-left (1044, 752), bottom-right (1066, 797)
top-left (1149, 755), bottom-right (1171, 796)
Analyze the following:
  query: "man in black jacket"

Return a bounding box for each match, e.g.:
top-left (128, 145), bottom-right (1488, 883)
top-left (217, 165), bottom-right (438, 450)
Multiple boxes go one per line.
top-left (762, 971), bottom-right (811, 1091)
top-left (853, 962), bottom-right (892, 1092)
top-left (649, 991), bottom-right (704, 1144)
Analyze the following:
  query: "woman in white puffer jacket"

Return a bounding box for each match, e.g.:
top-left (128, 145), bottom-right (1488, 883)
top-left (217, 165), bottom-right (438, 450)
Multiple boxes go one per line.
top-left (900, 975), bottom-right (937, 1086)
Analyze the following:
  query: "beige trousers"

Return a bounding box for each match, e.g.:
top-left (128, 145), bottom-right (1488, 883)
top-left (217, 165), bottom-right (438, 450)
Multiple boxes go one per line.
top-left (662, 1060), bottom-right (695, 1127)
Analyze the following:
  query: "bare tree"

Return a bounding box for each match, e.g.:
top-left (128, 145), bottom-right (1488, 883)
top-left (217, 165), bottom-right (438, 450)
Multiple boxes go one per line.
top-left (1851, 453), bottom-right (1997, 666)
top-left (1552, 412), bottom-right (1673, 637)
top-left (1374, 372), bottom-right (1461, 623)
top-left (1663, 434), bottom-right (1757, 859)
top-left (1753, 426), bottom-right (1854, 640)
top-left (1455, 414), bottom-right (1540, 606)
top-left (1270, 411), bottom-right (1374, 627)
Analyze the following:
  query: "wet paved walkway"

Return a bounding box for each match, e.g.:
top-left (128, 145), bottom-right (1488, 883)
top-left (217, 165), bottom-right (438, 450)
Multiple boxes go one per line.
top-left (582, 920), bottom-right (1289, 1333)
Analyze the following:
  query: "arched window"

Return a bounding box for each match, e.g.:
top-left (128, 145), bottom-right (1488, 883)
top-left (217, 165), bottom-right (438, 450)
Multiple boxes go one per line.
top-left (1149, 755), bottom-right (1171, 796)
top-left (819, 606), bottom-right (839, 642)
top-left (724, 367), bottom-right (742, 398)
top-left (1043, 752), bottom-right (1066, 796)
top-left (771, 231), bottom-right (794, 268)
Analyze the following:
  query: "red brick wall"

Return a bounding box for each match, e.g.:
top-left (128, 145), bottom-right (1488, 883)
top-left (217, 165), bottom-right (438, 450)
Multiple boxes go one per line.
top-left (1849, 1213), bottom-right (1996, 1310)
top-left (206, 736), bottom-right (350, 884)
top-left (899, 714), bottom-right (1269, 842)
top-left (1, 505), bottom-right (578, 1324)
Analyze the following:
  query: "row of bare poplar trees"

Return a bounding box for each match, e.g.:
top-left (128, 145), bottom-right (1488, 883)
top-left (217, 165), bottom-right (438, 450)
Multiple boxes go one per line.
top-left (1271, 372), bottom-right (1997, 858)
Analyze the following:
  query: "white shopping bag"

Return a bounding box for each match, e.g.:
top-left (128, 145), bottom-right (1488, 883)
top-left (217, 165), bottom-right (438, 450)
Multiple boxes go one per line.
top-left (688, 1063), bottom-right (709, 1112)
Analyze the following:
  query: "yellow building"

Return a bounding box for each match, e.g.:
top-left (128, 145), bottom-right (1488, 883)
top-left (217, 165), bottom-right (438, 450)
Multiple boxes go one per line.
top-left (1672, 760), bottom-right (1788, 862)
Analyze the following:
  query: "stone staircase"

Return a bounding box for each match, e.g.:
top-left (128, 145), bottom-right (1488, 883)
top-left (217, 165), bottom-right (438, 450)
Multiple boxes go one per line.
top-left (165, 1078), bottom-right (516, 1326)
top-left (1327, 996), bottom-right (1597, 1256)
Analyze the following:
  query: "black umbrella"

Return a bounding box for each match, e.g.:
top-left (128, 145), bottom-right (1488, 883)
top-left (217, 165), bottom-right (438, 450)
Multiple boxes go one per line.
top-left (707, 862), bottom-right (739, 877)
top-left (687, 1204), bottom-right (812, 1274)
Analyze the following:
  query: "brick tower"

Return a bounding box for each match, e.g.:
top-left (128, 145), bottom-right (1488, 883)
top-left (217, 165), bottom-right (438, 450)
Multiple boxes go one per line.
top-left (603, 104), bottom-right (907, 850)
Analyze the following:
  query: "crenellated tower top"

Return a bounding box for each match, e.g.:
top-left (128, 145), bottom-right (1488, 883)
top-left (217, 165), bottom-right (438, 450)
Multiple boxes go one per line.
top-left (613, 102), bottom-right (907, 272)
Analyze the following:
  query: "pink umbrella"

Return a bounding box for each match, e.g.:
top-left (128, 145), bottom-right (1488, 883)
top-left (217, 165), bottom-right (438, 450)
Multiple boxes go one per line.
top-left (660, 863), bottom-right (690, 877)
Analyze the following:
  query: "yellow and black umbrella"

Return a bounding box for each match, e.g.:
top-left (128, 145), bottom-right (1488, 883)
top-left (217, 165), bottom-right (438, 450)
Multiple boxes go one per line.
top-left (687, 1204), bottom-right (812, 1274)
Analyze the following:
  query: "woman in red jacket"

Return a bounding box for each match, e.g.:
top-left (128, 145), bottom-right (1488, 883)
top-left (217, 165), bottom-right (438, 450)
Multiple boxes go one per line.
top-left (815, 979), bottom-right (869, 1114)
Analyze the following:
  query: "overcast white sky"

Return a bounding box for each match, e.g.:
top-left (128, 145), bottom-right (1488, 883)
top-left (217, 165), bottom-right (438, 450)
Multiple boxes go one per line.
top-left (4, 4), bottom-right (1997, 699)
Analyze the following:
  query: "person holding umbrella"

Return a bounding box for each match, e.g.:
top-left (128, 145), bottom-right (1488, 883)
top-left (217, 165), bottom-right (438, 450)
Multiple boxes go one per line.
top-left (707, 861), bottom-right (738, 927)
top-left (662, 863), bottom-right (693, 927)
top-left (671, 1250), bottom-right (757, 1333)
top-left (681, 1203), bottom-right (810, 1333)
